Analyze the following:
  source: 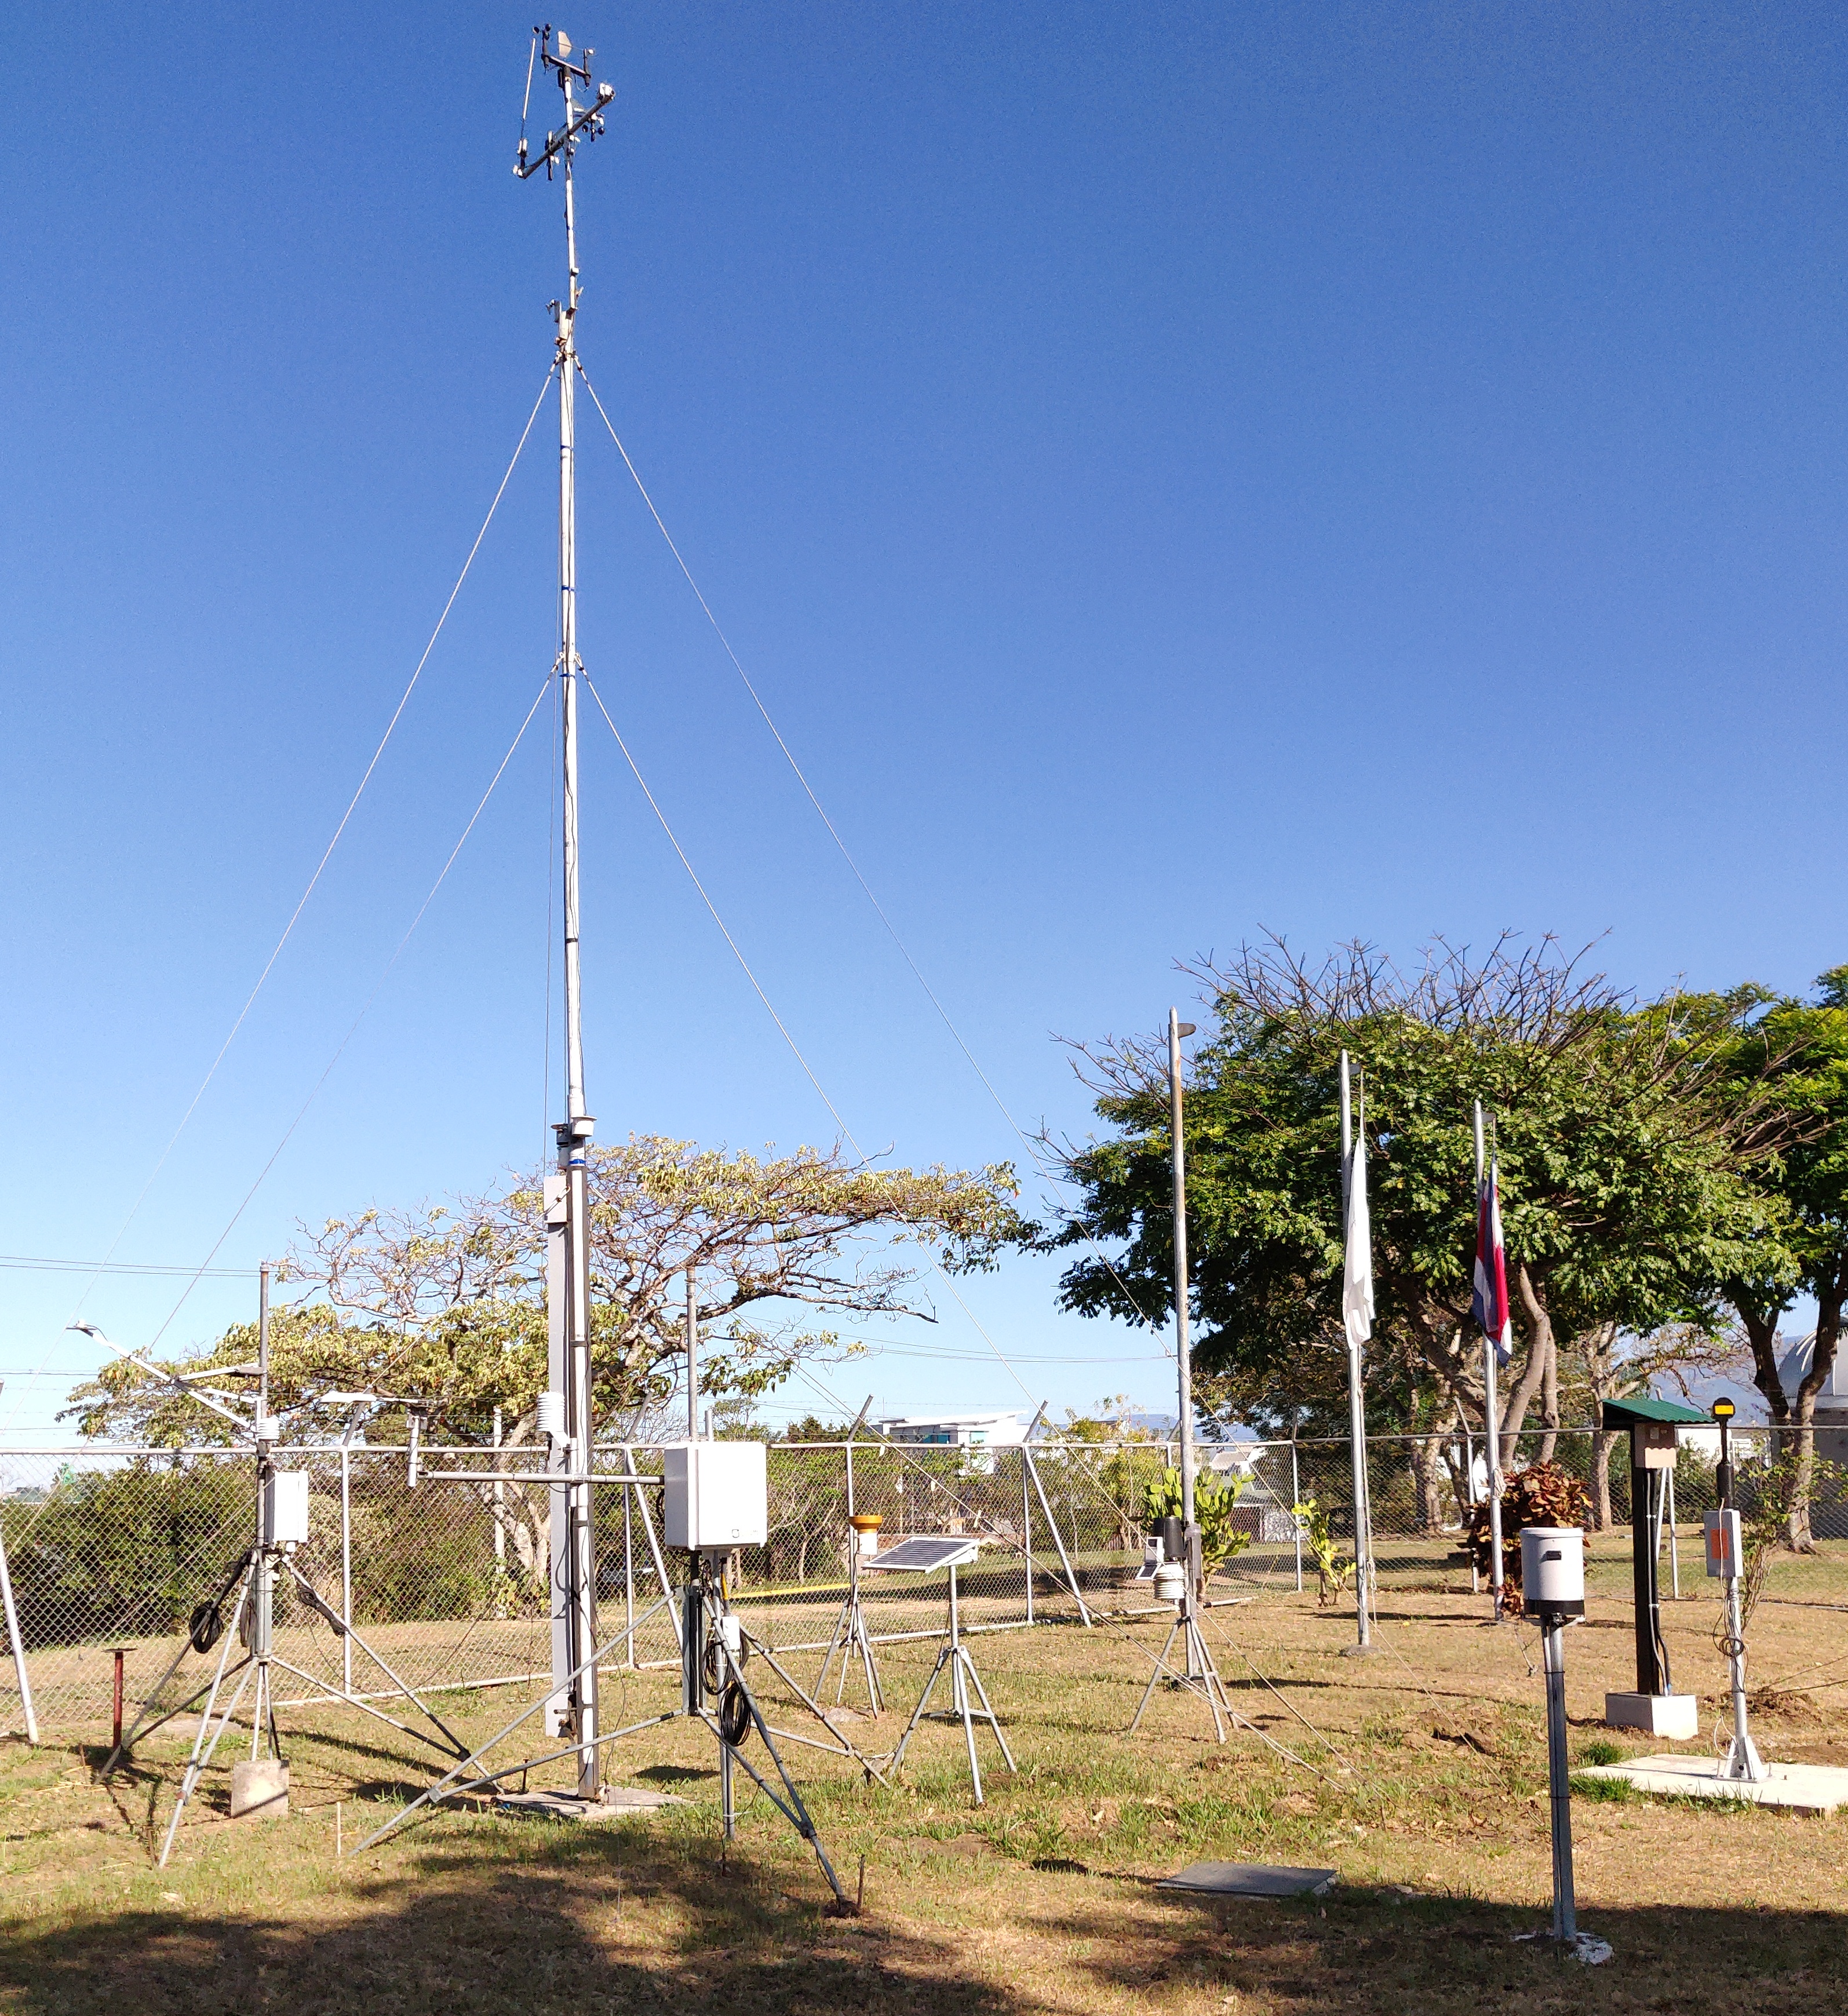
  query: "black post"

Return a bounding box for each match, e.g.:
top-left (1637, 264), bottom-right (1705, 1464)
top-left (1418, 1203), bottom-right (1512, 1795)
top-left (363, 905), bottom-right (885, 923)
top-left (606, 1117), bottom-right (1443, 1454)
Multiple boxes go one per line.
top-left (1630, 1457), bottom-right (1661, 1696)
top-left (1716, 1416), bottom-right (1734, 1512)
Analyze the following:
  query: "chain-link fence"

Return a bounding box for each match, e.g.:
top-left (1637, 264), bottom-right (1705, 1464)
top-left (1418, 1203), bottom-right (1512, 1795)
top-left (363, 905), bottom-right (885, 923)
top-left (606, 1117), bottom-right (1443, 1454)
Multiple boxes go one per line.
top-left (2, 1425), bottom-right (1835, 1737)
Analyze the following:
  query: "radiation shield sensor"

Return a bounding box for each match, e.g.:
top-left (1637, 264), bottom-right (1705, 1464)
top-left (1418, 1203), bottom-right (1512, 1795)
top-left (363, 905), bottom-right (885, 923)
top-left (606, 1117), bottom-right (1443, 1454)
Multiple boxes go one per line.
top-left (1520, 1526), bottom-right (1585, 1619)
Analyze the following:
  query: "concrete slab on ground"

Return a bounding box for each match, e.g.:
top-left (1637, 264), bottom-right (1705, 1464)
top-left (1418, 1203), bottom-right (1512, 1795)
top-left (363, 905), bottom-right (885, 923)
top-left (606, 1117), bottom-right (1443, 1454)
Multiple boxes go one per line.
top-left (1577, 1753), bottom-right (1848, 1813)
top-left (495, 1786), bottom-right (688, 1821)
top-left (1158, 1861), bottom-right (1336, 1898)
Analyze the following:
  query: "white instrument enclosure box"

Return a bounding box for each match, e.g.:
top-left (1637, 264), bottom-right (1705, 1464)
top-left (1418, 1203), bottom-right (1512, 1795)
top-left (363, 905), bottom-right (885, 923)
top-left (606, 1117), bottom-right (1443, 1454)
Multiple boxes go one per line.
top-left (1632, 1420), bottom-right (1681, 1470)
top-left (263, 1470), bottom-right (311, 1548)
top-left (1519, 1525), bottom-right (1585, 1616)
top-left (1704, 1507), bottom-right (1743, 1578)
top-left (664, 1441), bottom-right (768, 1550)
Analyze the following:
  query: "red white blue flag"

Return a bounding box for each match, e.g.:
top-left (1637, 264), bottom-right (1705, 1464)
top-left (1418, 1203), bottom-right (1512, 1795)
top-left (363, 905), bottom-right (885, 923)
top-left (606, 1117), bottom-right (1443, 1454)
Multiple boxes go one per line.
top-left (1472, 1162), bottom-right (1512, 1368)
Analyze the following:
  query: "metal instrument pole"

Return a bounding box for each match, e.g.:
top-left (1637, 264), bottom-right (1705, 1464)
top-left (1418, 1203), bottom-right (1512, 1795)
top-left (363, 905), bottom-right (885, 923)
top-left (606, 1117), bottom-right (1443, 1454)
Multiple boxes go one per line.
top-left (686, 1263), bottom-right (699, 1439)
top-left (519, 31), bottom-right (614, 1802)
top-left (1340, 1053), bottom-right (1372, 1648)
top-left (1542, 1618), bottom-right (1576, 1940)
top-left (1475, 1102), bottom-right (1505, 1620)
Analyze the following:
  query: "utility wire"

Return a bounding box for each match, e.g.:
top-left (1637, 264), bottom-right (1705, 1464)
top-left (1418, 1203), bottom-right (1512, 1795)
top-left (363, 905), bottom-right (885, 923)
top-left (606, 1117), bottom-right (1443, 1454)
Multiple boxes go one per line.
top-left (0, 1256), bottom-right (259, 1279)
top-left (139, 671), bottom-right (555, 1355)
top-left (583, 675), bottom-right (1037, 1406)
top-left (573, 363), bottom-right (1172, 1363)
top-left (1, 368), bottom-right (558, 1433)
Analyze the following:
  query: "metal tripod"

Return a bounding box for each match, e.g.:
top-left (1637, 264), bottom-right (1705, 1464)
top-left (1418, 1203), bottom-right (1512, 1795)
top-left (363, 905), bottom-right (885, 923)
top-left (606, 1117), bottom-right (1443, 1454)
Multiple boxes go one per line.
top-left (890, 1562), bottom-right (1015, 1804)
top-left (107, 1530), bottom-right (471, 1866)
top-left (814, 1539), bottom-right (884, 1715)
top-left (1128, 1584), bottom-right (1240, 1745)
top-left (353, 1552), bottom-right (876, 1910)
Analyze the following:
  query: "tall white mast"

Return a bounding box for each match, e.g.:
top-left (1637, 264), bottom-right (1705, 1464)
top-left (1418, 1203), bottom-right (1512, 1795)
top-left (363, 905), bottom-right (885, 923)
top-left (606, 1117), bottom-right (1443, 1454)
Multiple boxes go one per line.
top-left (519, 24), bottom-right (613, 1803)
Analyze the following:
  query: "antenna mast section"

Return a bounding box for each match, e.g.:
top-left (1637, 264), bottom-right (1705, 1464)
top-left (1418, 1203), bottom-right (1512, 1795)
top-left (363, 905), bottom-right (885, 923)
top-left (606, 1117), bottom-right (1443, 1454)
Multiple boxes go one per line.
top-left (518, 23), bottom-right (613, 1803)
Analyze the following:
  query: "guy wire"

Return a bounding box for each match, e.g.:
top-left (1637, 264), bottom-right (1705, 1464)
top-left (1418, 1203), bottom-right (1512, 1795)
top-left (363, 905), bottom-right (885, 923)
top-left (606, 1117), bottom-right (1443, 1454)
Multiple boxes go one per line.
top-left (573, 362), bottom-right (1173, 1362)
top-left (2, 367), bottom-right (558, 1432)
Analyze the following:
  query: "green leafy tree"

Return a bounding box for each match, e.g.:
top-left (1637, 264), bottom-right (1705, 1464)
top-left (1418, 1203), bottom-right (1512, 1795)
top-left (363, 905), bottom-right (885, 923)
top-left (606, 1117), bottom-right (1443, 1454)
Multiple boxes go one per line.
top-left (65, 1138), bottom-right (1022, 1588)
top-left (1721, 969), bottom-right (1848, 1546)
top-left (1047, 938), bottom-right (1784, 1470)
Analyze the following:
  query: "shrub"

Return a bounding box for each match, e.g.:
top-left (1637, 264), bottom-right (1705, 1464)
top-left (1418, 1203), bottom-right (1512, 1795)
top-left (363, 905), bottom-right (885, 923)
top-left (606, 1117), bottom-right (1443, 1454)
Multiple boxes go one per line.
top-left (1464, 1460), bottom-right (1589, 1616)
top-left (1140, 1465), bottom-right (1250, 1574)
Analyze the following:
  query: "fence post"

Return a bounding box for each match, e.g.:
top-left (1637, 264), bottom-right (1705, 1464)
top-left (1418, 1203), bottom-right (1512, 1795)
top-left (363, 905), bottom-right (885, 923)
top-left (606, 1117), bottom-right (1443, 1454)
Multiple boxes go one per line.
top-left (623, 1483), bottom-right (635, 1667)
top-left (492, 1408), bottom-right (505, 1574)
top-left (0, 1515), bottom-right (36, 1745)
top-left (1022, 1448), bottom-right (1034, 1625)
top-left (340, 1442), bottom-right (353, 1697)
top-left (1289, 1428), bottom-right (1302, 1594)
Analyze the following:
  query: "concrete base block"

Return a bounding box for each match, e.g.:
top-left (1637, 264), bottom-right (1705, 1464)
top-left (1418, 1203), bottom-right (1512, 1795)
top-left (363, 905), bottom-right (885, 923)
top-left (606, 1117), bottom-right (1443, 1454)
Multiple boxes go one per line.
top-left (1578, 1754), bottom-right (1848, 1814)
top-left (228, 1758), bottom-right (289, 1820)
top-left (1603, 1692), bottom-right (1700, 1740)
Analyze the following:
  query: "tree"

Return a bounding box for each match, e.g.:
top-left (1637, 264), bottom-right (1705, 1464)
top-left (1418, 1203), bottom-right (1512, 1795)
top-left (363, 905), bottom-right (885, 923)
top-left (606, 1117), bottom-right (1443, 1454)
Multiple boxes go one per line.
top-left (67, 1136), bottom-right (1022, 1450)
top-left (1721, 968), bottom-right (1848, 1547)
top-left (1046, 937), bottom-right (1784, 1474)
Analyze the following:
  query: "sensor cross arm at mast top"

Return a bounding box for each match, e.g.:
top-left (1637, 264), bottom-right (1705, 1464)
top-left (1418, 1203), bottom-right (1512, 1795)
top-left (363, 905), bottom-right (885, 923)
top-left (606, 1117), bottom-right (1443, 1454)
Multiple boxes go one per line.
top-left (515, 25), bottom-right (614, 180)
top-left (515, 86), bottom-right (613, 180)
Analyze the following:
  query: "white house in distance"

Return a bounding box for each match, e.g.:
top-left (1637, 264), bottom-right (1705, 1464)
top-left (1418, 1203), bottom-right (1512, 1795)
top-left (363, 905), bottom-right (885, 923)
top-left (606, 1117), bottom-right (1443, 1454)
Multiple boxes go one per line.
top-left (1777, 1335), bottom-right (1848, 1464)
top-left (873, 1410), bottom-right (1029, 1450)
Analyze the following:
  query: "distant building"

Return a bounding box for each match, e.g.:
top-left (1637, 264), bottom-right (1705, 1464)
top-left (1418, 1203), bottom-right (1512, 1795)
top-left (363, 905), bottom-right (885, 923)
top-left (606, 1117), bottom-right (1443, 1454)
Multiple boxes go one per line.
top-left (874, 1410), bottom-right (1028, 1451)
top-left (1776, 1336), bottom-right (1848, 1465)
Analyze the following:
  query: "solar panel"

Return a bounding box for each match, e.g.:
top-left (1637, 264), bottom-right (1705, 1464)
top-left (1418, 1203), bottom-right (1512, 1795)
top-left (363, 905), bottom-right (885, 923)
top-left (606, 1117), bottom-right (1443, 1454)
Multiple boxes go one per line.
top-left (859, 1535), bottom-right (981, 1573)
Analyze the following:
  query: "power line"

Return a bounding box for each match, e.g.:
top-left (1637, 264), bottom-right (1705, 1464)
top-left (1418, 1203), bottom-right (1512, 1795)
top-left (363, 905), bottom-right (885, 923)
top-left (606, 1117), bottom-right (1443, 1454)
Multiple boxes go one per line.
top-left (0, 1256), bottom-right (260, 1279)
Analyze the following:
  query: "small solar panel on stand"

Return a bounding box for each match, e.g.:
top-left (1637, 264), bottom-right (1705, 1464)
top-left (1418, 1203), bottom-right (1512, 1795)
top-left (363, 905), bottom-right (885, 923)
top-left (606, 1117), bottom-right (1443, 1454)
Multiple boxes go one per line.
top-left (875, 1537), bottom-right (1016, 1806)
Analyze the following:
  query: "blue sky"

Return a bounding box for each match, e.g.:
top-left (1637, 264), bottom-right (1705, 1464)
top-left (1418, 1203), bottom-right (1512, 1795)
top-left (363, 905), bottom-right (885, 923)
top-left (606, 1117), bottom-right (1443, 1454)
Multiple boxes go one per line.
top-left (3, 2), bottom-right (1845, 1442)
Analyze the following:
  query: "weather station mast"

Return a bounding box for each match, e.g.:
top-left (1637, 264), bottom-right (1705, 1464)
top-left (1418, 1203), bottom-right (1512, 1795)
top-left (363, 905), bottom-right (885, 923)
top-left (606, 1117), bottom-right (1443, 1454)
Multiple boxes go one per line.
top-left (517, 23), bottom-right (614, 1803)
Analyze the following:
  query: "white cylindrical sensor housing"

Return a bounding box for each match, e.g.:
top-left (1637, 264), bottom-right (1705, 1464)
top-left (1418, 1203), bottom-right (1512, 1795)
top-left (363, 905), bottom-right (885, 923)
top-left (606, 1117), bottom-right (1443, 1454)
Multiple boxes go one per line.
top-left (536, 1391), bottom-right (567, 1442)
top-left (1520, 1525), bottom-right (1585, 1616)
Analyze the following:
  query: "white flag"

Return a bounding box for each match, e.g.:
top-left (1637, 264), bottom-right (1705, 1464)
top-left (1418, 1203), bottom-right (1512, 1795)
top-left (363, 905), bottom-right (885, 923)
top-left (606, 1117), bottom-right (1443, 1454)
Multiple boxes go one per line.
top-left (1343, 1123), bottom-right (1374, 1353)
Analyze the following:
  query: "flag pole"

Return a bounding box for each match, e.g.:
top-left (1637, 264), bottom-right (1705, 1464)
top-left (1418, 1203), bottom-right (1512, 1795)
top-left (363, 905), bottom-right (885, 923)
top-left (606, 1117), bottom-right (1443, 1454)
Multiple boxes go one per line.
top-left (1474, 1102), bottom-right (1506, 1623)
top-left (1340, 1051), bottom-right (1375, 1652)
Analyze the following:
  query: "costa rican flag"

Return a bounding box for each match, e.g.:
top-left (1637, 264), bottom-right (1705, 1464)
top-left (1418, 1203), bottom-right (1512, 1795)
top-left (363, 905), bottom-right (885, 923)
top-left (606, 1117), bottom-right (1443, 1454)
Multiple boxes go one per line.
top-left (1473, 1162), bottom-right (1512, 1368)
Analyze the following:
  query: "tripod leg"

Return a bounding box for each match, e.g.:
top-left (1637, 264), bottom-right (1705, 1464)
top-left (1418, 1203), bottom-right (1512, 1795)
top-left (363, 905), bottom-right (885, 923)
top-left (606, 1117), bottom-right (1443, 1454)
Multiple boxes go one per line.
top-left (159, 1657), bottom-right (256, 1868)
top-left (960, 1649), bottom-right (1016, 1774)
top-left (1186, 1618), bottom-right (1226, 1742)
top-left (856, 1602), bottom-right (884, 1715)
top-left (814, 1591), bottom-right (852, 1705)
top-left (890, 1644), bottom-right (952, 1772)
top-left (717, 1647), bottom-right (853, 1909)
top-left (953, 1649), bottom-right (985, 1806)
top-left (286, 1562), bottom-right (471, 1759)
top-left (1128, 1617), bottom-right (1183, 1735)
